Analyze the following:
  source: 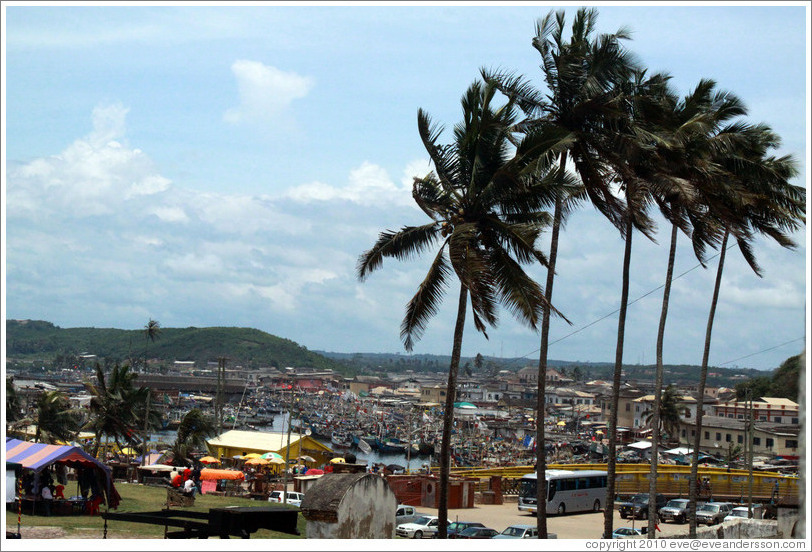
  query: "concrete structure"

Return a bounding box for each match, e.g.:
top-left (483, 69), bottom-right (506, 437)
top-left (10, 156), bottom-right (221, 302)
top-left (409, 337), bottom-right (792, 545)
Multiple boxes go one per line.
top-left (419, 385), bottom-right (447, 404)
top-left (631, 393), bottom-right (696, 428)
top-left (676, 415), bottom-right (800, 457)
top-left (714, 397), bottom-right (800, 425)
top-left (300, 472), bottom-right (398, 538)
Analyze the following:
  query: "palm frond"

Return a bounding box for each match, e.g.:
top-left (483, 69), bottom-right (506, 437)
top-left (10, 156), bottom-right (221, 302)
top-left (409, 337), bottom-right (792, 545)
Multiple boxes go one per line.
top-left (401, 246), bottom-right (452, 352)
top-left (357, 223), bottom-right (441, 280)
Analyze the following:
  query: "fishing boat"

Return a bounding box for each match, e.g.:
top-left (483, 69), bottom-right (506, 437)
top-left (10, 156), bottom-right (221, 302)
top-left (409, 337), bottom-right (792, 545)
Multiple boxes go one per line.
top-left (331, 431), bottom-right (353, 448)
top-left (377, 437), bottom-right (407, 455)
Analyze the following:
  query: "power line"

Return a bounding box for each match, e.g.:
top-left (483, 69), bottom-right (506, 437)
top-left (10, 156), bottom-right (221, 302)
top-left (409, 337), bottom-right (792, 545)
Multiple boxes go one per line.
top-left (516, 241), bottom-right (736, 361)
top-left (718, 337), bottom-right (805, 366)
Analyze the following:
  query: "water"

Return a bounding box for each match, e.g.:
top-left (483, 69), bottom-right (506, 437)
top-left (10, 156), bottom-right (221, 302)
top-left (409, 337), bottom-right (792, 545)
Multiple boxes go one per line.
top-left (149, 410), bottom-right (433, 471)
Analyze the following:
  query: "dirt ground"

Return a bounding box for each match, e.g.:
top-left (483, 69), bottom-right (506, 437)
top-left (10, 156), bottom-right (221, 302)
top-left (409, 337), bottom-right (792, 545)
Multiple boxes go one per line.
top-left (6, 526), bottom-right (142, 539)
top-left (413, 499), bottom-right (691, 539)
top-left (6, 501), bottom-right (688, 540)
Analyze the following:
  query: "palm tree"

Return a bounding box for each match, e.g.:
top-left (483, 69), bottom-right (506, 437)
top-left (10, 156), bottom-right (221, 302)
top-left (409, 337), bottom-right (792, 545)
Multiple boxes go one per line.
top-left (84, 362), bottom-right (157, 457)
top-left (643, 385), bottom-right (682, 440)
top-left (170, 408), bottom-right (216, 466)
top-left (687, 124), bottom-right (804, 536)
top-left (482, 8), bottom-right (636, 536)
top-left (143, 319), bottom-right (161, 373)
top-left (32, 391), bottom-right (82, 444)
top-left (6, 376), bottom-right (22, 424)
top-left (358, 79), bottom-right (568, 537)
top-left (596, 67), bottom-right (678, 539)
top-left (644, 79), bottom-right (748, 533)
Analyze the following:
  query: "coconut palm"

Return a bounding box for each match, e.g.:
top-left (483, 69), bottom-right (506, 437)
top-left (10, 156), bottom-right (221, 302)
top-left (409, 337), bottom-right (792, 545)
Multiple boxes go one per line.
top-left (687, 124), bottom-right (804, 536)
top-left (595, 66), bottom-right (678, 539)
top-left (6, 376), bottom-right (22, 423)
top-left (170, 408), bottom-right (217, 465)
top-left (643, 79), bottom-right (750, 534)
top-left (482, 8), bottom-right (637, 537)
top-left (143, 318), bottom-right (161, 373)
top-left (84, 362), bottom-right (158, 457)
top-left (643, 384), bottom-right (682, 440)
top-left (358, 79), bottom-right (569, 537)
top-left (31, 391), bottom-right (82, 444)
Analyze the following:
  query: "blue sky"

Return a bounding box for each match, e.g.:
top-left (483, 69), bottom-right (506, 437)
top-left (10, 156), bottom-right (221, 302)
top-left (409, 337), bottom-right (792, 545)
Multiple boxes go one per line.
top-left (3, 2), bottom-right (809, 372)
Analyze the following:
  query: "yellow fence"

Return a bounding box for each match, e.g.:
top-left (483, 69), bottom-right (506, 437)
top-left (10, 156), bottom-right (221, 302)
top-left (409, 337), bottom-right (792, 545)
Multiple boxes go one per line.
top-left (447, 463), bottom-right (799, 500)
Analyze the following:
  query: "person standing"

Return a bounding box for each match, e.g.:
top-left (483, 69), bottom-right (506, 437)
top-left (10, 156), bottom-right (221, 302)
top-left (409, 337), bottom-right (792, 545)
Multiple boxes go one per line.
top-left (41, 484), bottom-right (53, 516)
top-left (192, 464), bottom-right (202, 495)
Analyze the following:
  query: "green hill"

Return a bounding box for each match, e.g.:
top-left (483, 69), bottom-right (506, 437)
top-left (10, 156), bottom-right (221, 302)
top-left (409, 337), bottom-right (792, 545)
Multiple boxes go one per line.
top-left (5, 319), bottom-right (349, 374)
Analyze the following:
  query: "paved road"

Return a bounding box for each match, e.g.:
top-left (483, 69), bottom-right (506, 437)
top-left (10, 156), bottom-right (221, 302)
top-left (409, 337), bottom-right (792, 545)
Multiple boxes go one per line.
top-left (410, 501), bottom-right (692, 539)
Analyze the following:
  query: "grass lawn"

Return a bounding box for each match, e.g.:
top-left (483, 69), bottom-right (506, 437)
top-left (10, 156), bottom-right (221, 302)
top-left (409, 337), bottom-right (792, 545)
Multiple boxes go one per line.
top-left (6, 482), bottom-right (307, 539)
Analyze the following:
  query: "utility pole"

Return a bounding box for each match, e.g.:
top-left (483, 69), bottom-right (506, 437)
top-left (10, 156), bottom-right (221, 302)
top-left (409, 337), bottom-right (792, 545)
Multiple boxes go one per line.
top-left (281, 379), bottom-right (293, 505)
top-left (216, 357), bottom-right (227, 436)
top-left (142, 389), bottom-right (151, 478)
top-left (747, 389), bottom-right (754, 518)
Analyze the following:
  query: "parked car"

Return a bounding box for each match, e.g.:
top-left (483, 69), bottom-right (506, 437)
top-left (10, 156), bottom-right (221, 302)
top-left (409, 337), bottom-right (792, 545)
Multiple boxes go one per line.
top-left (446, 521), bottom-right (485, 538)
top-left (696, 502), bottom-right (734, 525)
top-left (618, 493), bottom-right (667, 519)
top-left (396, 515), bottom-right (439, 538)
top-left (492, 524), bottom-right (539, 539)
top-left (267, 490), bottom-right (303, 507)
top-left (724, 505), bottom-right (764, 522)
top-left (457, 526), bottom-right (499, 539)
top-left (395, 504), bottom-right (420, 526)
top-left (659, 498), bottom-right (705, 524)
top-left (612, 527), bottom-right (645, 539)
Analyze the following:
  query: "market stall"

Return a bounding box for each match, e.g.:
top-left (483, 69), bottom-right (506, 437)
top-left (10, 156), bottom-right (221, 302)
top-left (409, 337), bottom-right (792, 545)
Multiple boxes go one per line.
top-left (5, 438), bottom-right (120, 516)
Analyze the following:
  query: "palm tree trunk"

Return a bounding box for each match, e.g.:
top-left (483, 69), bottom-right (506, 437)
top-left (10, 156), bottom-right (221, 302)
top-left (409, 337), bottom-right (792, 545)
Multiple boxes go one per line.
top-left (603, 213), bottom-right (634, 539)
top-left (438, 284), bottom-right (468, 538)
top-left (536, 174), bottom-right (564, 537)
top-left (689, 227), bottom-right (729, 537)
top-left (647, 223), bottom-right (678, 536)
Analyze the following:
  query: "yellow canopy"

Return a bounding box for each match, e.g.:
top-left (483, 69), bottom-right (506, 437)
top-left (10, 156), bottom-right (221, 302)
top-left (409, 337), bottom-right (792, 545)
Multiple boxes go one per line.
top-left (330, 458), bottom-right (346, 464)
top-left (243, 452), bottom-right (263, 459)
top-left (199, 456), bottom-right (220, 464)
top-left (244, 457), bottom-right (269, 465)
top-left (556, 421), bottom-right (566, 426)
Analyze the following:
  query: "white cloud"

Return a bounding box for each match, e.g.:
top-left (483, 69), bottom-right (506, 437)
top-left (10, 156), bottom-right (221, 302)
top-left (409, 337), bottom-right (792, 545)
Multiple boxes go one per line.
top-left (223, 60), bottom-right (313, 125)
top-left (285, 160), bottom-right (415, 207)
top-left (7, 103), bottom-right (170, 219)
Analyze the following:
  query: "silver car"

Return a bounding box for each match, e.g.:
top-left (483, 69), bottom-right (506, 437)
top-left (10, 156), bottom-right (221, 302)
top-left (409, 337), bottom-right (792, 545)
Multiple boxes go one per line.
top-left (696, 502), bottom-right (733, 525)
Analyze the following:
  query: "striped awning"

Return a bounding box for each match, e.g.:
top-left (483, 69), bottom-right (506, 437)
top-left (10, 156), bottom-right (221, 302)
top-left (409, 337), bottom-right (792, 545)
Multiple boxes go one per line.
top-left (5, 438), bottom-right (120, 509)
top-left (5, 438), bottom-right (111, 474)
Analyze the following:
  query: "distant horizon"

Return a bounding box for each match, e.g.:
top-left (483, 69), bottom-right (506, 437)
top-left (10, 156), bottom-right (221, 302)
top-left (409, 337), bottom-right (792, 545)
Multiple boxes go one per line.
top-left (6, 317), bottom-right (790, 373)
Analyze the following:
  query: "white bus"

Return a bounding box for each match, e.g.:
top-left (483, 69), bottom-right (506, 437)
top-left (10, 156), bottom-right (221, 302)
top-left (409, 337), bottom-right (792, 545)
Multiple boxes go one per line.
top-left (518, 469), bottom-right (608, 515)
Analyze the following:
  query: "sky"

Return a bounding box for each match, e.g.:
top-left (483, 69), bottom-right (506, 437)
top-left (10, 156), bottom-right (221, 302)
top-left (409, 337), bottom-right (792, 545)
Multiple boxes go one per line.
top-left (2, 1), bottom-right (809, 373)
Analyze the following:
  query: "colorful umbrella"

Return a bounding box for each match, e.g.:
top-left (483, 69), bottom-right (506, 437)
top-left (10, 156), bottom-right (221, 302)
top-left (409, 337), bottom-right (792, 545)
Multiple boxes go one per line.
top-left (265, 457), bottom-right (285, 464)
top-left (330, 457), bottom-right (346, 464)
top-left (199, 456), bottom-right (220, 464)
top-left (243, 452), bottom-right (263, 459)
top-left (244, 457), bottom-right (269, 465)
top-left (298, 455), bottom-right (316, 463)
top-left (261, 452), bottom-right (283, 460)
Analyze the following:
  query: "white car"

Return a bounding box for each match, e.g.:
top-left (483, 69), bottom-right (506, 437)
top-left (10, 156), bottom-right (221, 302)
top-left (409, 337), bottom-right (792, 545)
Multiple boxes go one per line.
top-left (396, 504), bottom-right (420, 526)
top-left (724, 505), bottom-right (763, 522)
top-left (396, 515), bottom-right (439, 538)
top-left (268, 490), bottom-right (304, 507)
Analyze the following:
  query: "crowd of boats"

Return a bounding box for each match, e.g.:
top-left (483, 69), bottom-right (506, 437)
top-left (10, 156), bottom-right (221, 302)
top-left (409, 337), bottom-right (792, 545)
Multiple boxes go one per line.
top-left (155, 386), bottom-right (550, 466)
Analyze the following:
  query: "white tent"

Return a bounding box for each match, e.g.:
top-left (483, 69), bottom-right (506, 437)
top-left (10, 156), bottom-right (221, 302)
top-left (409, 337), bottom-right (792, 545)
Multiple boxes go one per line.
top-left (664, 447), bottom-right (694, 455)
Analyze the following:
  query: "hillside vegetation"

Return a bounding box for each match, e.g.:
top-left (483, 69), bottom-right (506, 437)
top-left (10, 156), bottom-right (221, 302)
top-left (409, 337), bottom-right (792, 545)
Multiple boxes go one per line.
top-left (6, 319), bottom-right (348, 374)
